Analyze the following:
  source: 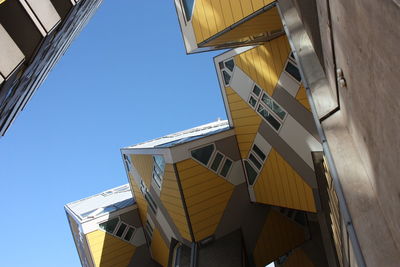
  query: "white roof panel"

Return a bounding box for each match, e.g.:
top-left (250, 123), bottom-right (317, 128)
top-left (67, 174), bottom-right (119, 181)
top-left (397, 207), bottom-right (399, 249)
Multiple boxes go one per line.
top-left (126, 120), bottom-right (230, 149)
top-left (65, 184), bottom-right (134, 223)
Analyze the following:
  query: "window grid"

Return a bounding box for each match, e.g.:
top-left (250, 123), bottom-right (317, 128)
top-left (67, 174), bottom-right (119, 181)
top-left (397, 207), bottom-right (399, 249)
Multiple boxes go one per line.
top-left (98, 216), bottom-right (136, 244)
top-left (247, 83), bottom-right (287, 132)
top-left (190, 144), bottom-right (234, 180)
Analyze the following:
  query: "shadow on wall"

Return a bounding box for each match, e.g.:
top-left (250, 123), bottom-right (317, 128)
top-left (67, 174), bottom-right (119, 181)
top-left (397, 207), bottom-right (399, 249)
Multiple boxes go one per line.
top-left (86, 230), bottom-right (137, 267)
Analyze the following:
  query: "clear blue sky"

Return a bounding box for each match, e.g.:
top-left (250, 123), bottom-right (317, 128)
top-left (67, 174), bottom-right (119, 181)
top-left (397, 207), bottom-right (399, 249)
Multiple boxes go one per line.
top-left (0, 2), bottom-right (225, 266)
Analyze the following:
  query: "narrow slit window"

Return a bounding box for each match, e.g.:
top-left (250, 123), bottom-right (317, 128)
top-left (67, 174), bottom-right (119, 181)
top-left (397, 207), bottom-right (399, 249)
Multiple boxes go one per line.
top-left (252, 145), bottom-right (266, 161)
top-left (124, 227), bottom-right (135, 241)
top-left (145, 221), bottom-right (154, 244)
top-left (249, 154), bottom-right (262, 169)
top-left (224, 59), bottom-right (235, 72)
top-left (210, 152), bottom-right (224, 172)
top-left (99, 217), bottom-right (119, 234)
top-left (191, 144), bottom-right (214, 166)
top-left (285, 61), bottom-right (301, 82)
top-left (145, 192), bottom-right (158, 214)
top-left (222, 70), bottom-right (231, 85)
top-left (257, 105), bottom-right (281, 131)
top-left (252, 85), bottom-right (261, 97)
top-left (182, 0), bottom-right (195, 21)
top-left (219, 158), bottom-right (233, 177)
top-left (218, 61), bottom-right (225, 70)
top-left (249, 96), bottom-right (257, 108)
top-left (289, 52), bottom-right (295, 61)
top-left (244, 161), bottom-right (258, 185)
top-left (115, 223), bottom-right (127, 237)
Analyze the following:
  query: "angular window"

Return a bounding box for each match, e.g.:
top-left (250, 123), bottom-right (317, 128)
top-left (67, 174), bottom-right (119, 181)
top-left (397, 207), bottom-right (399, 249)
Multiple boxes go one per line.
top-left (182, 0), bottom-right (195, 21)
top-left (219, 61), bottom-right (225, 70)
top-left (99, 217), bottom-right (119, 234)
top-left (249, 96), bottom-right (257, 108)
top-left (222, 71), bottom-right (231, 85)
top-left (285, 61), bottom-right (301, 82)
top-left (252, 85), bottom-right (261, 97)
top-left (210, 152), bottom-right (224, 172)
top-left (257, 105), bottom-right (281, 131)
top-left (116, 223), bottom-right (127, 237)
top-left (224, 59), bottom-right (235, 72)
top-left (191, 144), bottom-right (214, 166)
top-left (219, 158), bottom-right (233, 177)
top-left (244, 161), bottom-right (258, 185)
top-left (124, 227), bottom-right (135, 241)
top-left (152, 155), bottom-right (165, 189)
top-left (289, 52), bottom-right (295, 61)
top-left (261, 93), bottom-right (286, 120)
top-left (145, 221), bottom-right (154, 244)
top-left (249, 154), bottom-right (262, 170)
top-left (252, 145), bottom-right (266, 161)
top-left (145, 192), bottom-right (158, 215)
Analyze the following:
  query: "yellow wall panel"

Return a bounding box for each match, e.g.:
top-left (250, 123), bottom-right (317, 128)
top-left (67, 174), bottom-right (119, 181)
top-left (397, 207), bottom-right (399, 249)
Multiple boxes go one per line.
top-left (151, 228), bottom-right (169, 267)
top-left (229, 0), bottom-right (244, 22)
top-left (235, 35), bottom-right (290, 96)
top-left (253, 210), bottom-right (306, 267)
top-left (219, 0), bottom-right (235, 29)
top-left (296, 84), bottom-right (311, 111)
top-left (177, 159), bottom-right (234, 241)
top-left (203, 0), bottom-right (219, 37)
top-left (283, 249), bottom-right (314, 267)
top-left (191, 0), bottom-right (278, 44)
top-left (86, 230), bottom-right (136, 267)
top-left (130, 154), bottom-right (153, 189)
top-left (225, 87), bottom-right (261, 158)
top-left (253, 149), bottom-right (317, 212)
top-left (129, 174), bottom-right (148, 226)
top-left (206, 7), bottom-right (282, 47)
top-left (160, 164), bottom-right (192, 241)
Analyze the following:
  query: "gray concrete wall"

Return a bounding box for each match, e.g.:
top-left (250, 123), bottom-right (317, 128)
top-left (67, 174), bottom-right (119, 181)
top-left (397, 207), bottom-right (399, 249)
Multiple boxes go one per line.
top-left (319, 0), bottom-right (400, 252)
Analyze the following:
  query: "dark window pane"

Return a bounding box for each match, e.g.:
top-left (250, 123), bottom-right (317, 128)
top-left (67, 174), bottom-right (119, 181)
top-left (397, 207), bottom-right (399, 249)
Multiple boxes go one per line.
top-left (99, 218), bottom-right (119, 234)
top-left (219, 61), bottom-right (224, 70)
top-left (290, 52), bottom-right (295, 61)
top-left (261, 93), bottom-right (273, 109)
top-left (244, 161), bottom-right (258, 185)
top-left (257, 105), bottom-right (281, 131)
top-left (182, 0), bottom-right (195, 21)
top-left (222, 70), bottom-right (231, 85)
top-left (285, 61), bottom-right (301, 82)
top-left (252, 85), bottom-right (261, 96)
top-left (210, 152), bottom-right (224, 171)
top-left (249, 154), bottom-right (262, 169)
top-left (249, 96), bottom-right (257, 107)
top-left (191, 144), bottom-right (214, 165)
top-left (116, 223), bottom-right (127, 237)
top-left (224, 59), bottom-right (235, 72)
top-left (252, 145), bottom-right (266, 161)
top-left (219, 159), bottom-right (233, 177)
top-left (124, 227), bottom-right (135, 241)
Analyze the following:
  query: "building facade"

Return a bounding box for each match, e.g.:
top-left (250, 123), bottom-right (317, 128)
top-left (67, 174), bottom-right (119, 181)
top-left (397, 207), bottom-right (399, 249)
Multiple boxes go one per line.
top-left (67, 0), bottom-right (399, 266)
top-left (65, 184), bottom-right (159, 267)
top-left (174, 0), bottom-right (400, 266)
top-left (0, 0), bottom-right (102, 136)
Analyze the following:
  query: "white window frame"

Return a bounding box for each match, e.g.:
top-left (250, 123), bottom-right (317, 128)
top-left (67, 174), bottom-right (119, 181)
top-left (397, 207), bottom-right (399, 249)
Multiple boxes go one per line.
top-left (98, 216), bottom-right (137, 243)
